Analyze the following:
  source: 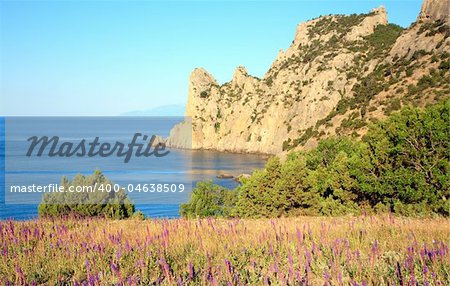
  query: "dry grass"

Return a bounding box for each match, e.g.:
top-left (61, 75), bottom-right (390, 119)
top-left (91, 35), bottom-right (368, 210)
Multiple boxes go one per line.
top-left (1, 215), bottom-right (449, 285)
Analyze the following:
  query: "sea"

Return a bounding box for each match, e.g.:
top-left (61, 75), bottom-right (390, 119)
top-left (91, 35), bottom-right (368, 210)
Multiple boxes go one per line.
top-left (0, 117), bottom-right (268, 220)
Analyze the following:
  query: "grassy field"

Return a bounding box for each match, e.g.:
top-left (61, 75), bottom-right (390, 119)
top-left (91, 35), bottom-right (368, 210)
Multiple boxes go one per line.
top-left (1, 215), bottom-right (449, 285)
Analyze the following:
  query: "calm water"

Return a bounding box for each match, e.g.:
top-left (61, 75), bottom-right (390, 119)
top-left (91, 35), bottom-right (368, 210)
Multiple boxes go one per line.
top-left (0, 117), bottom-right (268, 220)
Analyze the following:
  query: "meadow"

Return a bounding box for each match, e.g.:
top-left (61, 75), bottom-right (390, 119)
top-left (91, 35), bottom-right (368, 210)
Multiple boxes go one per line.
top-left (1, 215), bottom-right (449, 285)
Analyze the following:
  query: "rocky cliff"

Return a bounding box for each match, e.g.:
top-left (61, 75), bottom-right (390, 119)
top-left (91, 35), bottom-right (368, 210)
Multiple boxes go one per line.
top-left (417, 0), bottom-right (449, 23)
top-left (168, 0), bottom-right (450, 154)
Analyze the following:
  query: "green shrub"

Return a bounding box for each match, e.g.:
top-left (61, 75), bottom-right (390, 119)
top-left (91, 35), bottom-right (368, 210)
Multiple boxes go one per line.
top-left (384, 98), bottom-right (402, 115)
top-left (406, 67), bottom-right (414, 77)
top-left (214, 122), bottom-right (220, 132)
top-left (236, 138), bottom-right (366, 217)
top-left (365, 24), bottom-right (403, 58)
top-left (180, 181), bottom-right (237, 218)
top-left (439, 61), bottom-right (450, 71)
top-left (38, 170), bottom-right (135, 219)
top-left (362, 99), bottom-right (450, 216)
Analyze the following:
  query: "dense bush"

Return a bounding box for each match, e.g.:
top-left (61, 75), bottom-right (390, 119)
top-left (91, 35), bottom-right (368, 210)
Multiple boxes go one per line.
top-left (236, 138), bottom-right (369, 217)
top-left (365, 24), bottom-right (403, 58)
top-left (180, 181), bottom-right (237, 218)
top-left (182, 100), bottom-right (449, 218)
top-left (362, 100), bottom-right (449, 215)
top-left (38, 170), bottom-right (135, 219)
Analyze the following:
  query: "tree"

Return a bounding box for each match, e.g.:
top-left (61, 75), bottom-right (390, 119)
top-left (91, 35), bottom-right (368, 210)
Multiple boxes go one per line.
top-left (180, 181), bottom-right (237, 218)
top-left (305, 138), bottom-right (367, 215)
top-left (235, 157), bottom-right (284, 217)
top-left (38, 170), bottom-right (135, 219)
top-left (363, 100), bottom-right (450, 215)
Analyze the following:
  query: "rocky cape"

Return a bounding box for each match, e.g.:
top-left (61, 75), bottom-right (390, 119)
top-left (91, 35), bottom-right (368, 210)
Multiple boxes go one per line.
top-left (167, 0), bottom-right (450, 154)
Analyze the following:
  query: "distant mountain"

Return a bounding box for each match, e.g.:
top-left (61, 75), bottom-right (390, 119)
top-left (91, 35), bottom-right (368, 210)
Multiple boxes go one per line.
top-left (167, 0), bottom-right (449, 154)
top-left (121, 104), bottom-right (186, 116)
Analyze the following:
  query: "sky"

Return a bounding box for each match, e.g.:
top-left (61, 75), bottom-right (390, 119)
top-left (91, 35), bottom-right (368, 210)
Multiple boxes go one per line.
top-left (0, 0), bottom-right (423, 116)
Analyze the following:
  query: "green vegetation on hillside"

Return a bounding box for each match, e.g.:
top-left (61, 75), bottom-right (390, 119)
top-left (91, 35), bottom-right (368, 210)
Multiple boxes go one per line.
top-left (283, 23), bottom-right (406, 151)
top-left (38, 170), bottom-right (135, 219)
top-left (182, 100), bottom-right (450, 218)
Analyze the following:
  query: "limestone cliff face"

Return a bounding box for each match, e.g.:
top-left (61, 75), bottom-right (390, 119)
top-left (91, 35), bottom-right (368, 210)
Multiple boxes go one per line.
top-left (168, 0), bottom-right (450, 154)
top-left (417, 0), bottom-right (449, 23)
top-left (389, 0), bottom-right (449, 60)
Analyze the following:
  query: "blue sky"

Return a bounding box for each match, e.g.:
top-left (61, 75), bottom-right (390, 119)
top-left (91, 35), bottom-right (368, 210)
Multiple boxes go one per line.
top-left (0, 0), bottom-right (423, 116)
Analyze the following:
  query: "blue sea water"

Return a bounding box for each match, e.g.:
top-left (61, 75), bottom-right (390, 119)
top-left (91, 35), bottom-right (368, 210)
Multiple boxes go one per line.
top-left (0, 117), bottom-right (268, 220)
